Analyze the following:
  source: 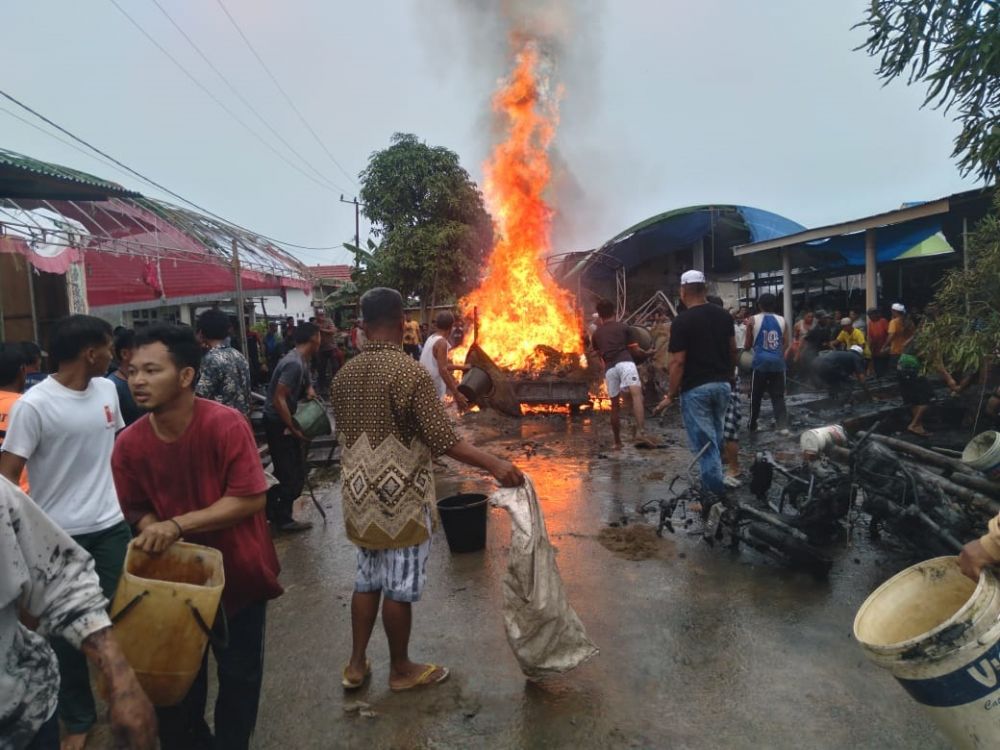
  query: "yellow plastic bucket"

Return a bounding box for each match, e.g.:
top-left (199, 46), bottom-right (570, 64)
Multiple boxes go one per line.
top-left (854, 556), bottom-right (1000, 748)
top-left (108, 541), bottom-right (225, 706)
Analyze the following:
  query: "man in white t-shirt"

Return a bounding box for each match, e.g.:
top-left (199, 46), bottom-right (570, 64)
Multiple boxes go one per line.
top-left (0, 314), bottom-right (129, 750)
top-left (419, 311), bottom-right (468, 409)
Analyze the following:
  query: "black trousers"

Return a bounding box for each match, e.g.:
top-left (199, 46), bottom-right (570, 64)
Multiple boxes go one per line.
top-left (314, 349), bottom-right (334, 392)
top-left (749, 370), bottom-right (788, 430)
top-left (264, 419), bottom-right (306, 525)
top-left (158, 601), bottom-right (267, 750)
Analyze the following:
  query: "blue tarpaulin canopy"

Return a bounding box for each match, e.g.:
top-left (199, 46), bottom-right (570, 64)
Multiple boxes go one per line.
top-left (803, 214), bottom-right (950, 265)
top-left (579, 204), bottom-right (805, 281)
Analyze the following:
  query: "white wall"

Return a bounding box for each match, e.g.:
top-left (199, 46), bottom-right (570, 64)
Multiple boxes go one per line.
top-left (255, 288), bottom-right (314, 321)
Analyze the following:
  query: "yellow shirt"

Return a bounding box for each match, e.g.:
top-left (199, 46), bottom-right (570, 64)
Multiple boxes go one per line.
top-left (835, 328), bottom-right (870, 357)
top-left (402, 320), bottom-right (421, 346)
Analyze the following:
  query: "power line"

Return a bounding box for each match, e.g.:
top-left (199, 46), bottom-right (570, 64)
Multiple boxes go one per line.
top-left (213, 0), bottom-right (358, 187)
top-left (106, 0), bottom-right (349, 196)
top-left (146, 0), bottom-right (345, 194)
top-left (0, 106), bottom-right (143, 188)
top-left (0, 88), bottom-right (345, 251)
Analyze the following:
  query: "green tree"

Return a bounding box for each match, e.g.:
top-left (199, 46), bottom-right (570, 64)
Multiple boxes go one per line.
top-left (917, 193), bottom-right (1000, 373)
top-left (358, 133), bottom-right (493, 311)
top-left (857, 0), bottom-right (1000, 183)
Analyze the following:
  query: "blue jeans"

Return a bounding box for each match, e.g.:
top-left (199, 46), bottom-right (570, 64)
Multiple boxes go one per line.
top-left (680, 381), bottom-right (731, 495)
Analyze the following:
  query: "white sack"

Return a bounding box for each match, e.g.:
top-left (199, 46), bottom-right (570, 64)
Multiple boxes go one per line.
top-left (490, 475), bottom-right (599, 680)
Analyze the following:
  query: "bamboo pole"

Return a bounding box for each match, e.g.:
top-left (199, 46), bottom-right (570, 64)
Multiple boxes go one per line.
top-left (827, 445), bottom-right (1000, 515)
top-left (869, 434), bottom-right (1000, 497)
top-left (26, 259), bottom-right (38, 343)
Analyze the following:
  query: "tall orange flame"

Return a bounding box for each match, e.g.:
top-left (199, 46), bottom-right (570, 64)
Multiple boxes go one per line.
top-left (458, 40), bottom-right (583, 371)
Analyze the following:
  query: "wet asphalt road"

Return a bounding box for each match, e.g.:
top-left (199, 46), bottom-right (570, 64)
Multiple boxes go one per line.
top-left (249, 409), bottom-right (948, 750)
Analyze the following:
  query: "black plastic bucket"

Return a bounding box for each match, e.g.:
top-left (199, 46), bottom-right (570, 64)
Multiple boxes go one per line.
top-left (458, 367), bottom-right (493, 405)
top-left (436, 494), bottom-right (489, 553)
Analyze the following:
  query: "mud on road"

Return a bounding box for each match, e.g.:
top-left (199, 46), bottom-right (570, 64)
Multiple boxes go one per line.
top-left (252, 408), bottom-right (945, 749)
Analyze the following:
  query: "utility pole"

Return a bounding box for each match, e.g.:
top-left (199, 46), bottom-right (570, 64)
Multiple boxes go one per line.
top-left (232, 238), bottom-right (248, 354)
top-left (340, 195), bottom-right (361, 267)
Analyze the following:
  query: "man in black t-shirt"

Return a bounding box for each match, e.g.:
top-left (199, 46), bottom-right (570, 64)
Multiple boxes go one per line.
top-left (654, 270), bottom-right (736, 497)
top-left (590, 299), bottom-right (653, 448)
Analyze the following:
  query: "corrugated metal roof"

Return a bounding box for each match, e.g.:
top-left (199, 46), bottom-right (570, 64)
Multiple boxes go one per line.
top-left (0, 147), bottom-right (139, 199)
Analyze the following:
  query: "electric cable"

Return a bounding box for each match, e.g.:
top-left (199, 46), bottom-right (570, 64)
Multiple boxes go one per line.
top-left (0, 88), bottom-right (346, 251)
top-left (146, 0), bottom-right (345, 194)
top-left (106, 0), bottom-right (349, 196)
top-left (213, 0), bottom-right (358, 187)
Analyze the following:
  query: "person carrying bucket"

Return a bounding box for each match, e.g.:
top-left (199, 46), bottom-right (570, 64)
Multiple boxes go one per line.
top-left (111, 324), bottom-right (283, 749)
top-left (419, 311), bottom-right (469, 411)
top-left (852, 513), bottom-right (1000, 747)
top-left (959, 510), bottom-right (1000, 582)
top-left (330, 288), bottom-right (523, 693)
top-left (743, 293), bottom-right (790, 435)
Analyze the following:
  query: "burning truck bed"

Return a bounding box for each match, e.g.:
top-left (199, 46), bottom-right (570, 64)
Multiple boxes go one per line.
top-left (459, 343), bottom-right (601, 416)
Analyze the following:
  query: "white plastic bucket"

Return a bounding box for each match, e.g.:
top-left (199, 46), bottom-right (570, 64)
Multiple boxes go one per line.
top-left (854, 557), bottom-right (1000, 748)
top-left (962, 431), bottom-right (1000, 480)
top-left (800, 425), bottom-right (846, 456)
top-left (738, 350), bottom-right (754, 372)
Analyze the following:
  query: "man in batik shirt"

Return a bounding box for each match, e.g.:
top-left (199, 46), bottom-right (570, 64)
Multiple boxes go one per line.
top-left (195, 308), bottom-right (251, 419)
top-left (330, 287), bottom-right (522, 692)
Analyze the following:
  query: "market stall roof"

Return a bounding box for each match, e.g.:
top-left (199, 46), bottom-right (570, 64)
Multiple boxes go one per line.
top-left (732, 188), bottom-right (994, 272)
top-left (0, 147), bottom-right (139, 200)
top-left (564, 204), bottom-right (806, 281)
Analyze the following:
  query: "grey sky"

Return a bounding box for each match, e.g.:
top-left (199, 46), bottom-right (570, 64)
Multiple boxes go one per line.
top-left (1, 0), bottom-right (979, 267)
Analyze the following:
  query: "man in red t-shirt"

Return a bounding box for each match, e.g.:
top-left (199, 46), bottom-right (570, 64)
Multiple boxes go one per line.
top-left (111, 324), bottom-right (281, 750)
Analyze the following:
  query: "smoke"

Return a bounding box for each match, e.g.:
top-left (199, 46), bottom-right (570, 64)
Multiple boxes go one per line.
top-left (417, 0), bottom-right (607, 253)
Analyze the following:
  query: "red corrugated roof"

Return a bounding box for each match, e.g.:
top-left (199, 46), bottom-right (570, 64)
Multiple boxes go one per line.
top-left (311, 264), bottom-right (353, 281)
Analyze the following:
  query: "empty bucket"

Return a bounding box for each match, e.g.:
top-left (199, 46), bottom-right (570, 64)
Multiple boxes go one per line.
top-left (458, 367), bottom-right (493, 405)
top-left (108, 541), bottom-right (225, 706)
top-left (293, 398), bottom-right (333, 439)
top-left (962, 431), bottom-right (1000, 480)
top-left (800, 424), bottom-right (847, 457)
top-left (437, 493), bottom-right (488, 553)
top-left (854, 556), bottom-right (1000, 748)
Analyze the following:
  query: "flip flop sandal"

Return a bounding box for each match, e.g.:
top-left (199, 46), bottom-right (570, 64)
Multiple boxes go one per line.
top-left (342, 660), bottom-right (371, 690)
top-left (390, 664), bottom-right (450, 692)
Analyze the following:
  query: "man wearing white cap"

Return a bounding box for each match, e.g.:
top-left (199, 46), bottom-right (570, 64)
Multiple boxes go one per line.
top-left (654, 270), bottom-right (736, 498)
top-left (886, 303), bottom-right (914, 369)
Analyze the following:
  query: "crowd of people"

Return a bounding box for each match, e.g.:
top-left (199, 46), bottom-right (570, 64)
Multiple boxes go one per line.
top-left (586, 270), bottom-right (990, 501)
top-left (6, 280), bottom-right (1000, 749)
top-left (1, 294), bottom-right (508, 750)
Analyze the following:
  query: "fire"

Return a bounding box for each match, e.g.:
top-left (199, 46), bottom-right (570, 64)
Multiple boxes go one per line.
top-left (457, 39), bottom-right (583, 371)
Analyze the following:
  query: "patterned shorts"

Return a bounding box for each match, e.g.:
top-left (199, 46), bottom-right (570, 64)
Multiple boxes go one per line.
top-left (355, 537), bottom-right (431, 603)
top-left (723, 385), bottom-right (741, 442)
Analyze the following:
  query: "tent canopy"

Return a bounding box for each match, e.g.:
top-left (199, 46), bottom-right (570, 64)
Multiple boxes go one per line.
top-left (577, 204), bottom-right (806, 281)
